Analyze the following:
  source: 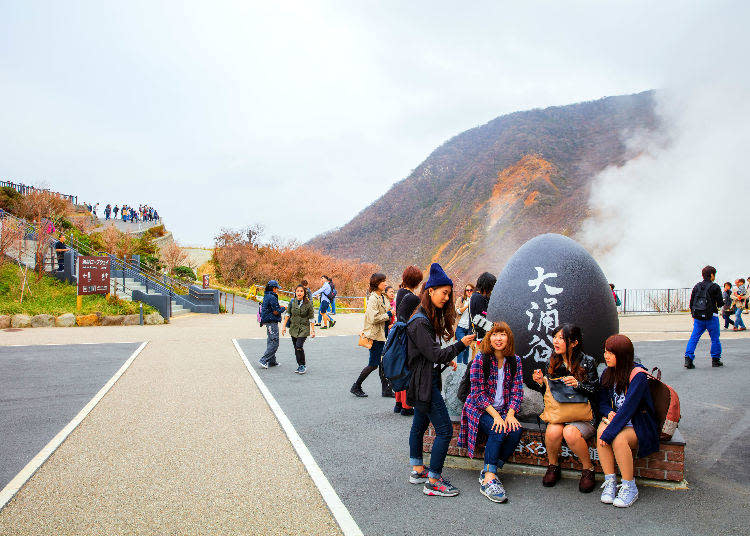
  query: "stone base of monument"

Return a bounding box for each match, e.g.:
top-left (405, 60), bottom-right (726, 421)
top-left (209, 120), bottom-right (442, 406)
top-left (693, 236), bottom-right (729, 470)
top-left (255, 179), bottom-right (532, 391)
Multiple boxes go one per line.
top-left (423, 418), bottom-right (687, 489)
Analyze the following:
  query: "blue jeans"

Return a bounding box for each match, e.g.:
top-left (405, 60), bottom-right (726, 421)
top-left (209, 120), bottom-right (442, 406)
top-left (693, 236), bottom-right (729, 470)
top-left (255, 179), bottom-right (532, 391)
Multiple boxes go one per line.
top-left (478, 412), bottom-right (522, 474)
top-left (317, 300), bottom-right (330, 324)
top-left (330, 298), bottom-right (336, 314)
top-left (368, 340), bottom-right (385, 367)
top-left (455, 326), bottom-right (470, 364)
top-left (260, 323), bottom-right (280, 365)
top-left (684, 316), bottom-right (721, 360)
top-left (409, 375), bottom-right (452, 479)
top-left (735, 307), bottom-right (746, 329)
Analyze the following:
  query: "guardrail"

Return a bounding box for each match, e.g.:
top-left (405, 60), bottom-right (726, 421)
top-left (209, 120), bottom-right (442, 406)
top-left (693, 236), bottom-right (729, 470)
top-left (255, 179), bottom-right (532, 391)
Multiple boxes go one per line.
top-left (0, 180), bottom-right (78, 205)
top-left (613, 288), bottom-right (691, 314)
top-left (242, 283), bottom-right (367, 313)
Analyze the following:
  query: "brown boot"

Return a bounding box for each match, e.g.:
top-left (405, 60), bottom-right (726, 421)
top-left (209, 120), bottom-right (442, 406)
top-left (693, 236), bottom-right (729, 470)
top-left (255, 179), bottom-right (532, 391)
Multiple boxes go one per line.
top-left (542, 464), bottom-right (561, 487)
top-left (579, 468), bottom-right (596, 493)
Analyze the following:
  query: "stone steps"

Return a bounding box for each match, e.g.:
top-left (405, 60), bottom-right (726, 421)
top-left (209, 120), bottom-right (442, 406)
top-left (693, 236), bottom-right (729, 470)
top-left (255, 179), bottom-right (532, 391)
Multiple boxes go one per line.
top-left (110, 278), bottom-right (189, 316)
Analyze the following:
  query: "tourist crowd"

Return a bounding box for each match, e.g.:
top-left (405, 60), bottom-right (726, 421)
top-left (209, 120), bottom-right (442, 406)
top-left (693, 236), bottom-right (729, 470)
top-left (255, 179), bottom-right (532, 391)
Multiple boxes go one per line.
top-left (254, 262), bottom-right (745, 509)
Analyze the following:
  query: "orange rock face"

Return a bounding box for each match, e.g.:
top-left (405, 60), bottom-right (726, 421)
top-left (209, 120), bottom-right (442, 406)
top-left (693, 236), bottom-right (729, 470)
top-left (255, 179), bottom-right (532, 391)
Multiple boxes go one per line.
top-left (76, 314), bottom-right (100, 326)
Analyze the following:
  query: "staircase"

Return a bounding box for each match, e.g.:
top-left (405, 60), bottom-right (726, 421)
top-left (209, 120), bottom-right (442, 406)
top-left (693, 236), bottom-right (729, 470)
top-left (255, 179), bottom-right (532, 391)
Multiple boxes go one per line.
top-left (110, 277), bottom-right (190, 316)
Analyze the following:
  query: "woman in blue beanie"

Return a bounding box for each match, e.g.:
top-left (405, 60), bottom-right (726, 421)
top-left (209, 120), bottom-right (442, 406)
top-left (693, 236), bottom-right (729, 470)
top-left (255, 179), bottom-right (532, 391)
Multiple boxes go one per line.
top-left (407, 263), bottom-right (476, 497)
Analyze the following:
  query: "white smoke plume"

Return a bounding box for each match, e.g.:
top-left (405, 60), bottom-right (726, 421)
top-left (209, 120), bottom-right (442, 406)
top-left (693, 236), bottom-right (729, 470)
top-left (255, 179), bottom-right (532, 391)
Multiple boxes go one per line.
top-left (579, 5), bottom-right (749, 289)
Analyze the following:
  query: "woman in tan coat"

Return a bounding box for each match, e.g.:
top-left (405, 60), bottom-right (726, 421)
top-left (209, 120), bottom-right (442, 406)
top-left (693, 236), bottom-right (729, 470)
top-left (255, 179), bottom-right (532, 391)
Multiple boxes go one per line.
top-left (350, 273), bottom-right (393, 398)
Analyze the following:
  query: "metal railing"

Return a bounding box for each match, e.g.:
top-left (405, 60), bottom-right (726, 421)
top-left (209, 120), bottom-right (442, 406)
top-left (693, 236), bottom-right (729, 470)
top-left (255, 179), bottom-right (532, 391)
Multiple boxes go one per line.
top-left (614, 288), bottom-right (691, 314)
top-left (0, 180), bottom-right (78, 205)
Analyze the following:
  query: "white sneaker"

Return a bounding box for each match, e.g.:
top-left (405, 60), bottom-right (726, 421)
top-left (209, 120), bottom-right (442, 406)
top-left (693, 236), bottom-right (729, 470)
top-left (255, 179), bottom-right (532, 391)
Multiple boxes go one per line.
top-left (600, 478), bottom-right (617, 504)
top-left (613, 480), bottom-right (639, 508)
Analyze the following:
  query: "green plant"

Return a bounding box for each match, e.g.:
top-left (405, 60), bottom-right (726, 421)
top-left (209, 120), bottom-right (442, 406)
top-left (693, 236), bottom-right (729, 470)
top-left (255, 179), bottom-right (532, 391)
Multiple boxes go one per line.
top-left (0, 186), bottom-right (22, 211)
top-left (172, 265), bottom-right (197, 281)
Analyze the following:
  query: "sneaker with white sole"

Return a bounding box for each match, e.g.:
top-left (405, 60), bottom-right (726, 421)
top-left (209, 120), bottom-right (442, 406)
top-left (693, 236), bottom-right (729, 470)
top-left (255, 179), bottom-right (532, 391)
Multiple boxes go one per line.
top-left (298, 365), bottom-right (306, 374)
top-left (613, 480), bottom-right (638, 508)
top-left (480, 478), bottom-right (507, 503)
top-left (423, 476), bottom-right (460, 497)
top-left (258, 360), bottom-right (268, 369)
top-left (600, 478), bottom-right (617, 504)
top-left (409, 467), bottom-right (429, 484)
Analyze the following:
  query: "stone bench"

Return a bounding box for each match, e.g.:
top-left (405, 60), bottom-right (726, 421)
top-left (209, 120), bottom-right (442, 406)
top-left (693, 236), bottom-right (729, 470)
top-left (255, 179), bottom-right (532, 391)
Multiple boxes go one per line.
top-left (424, 418), bottom-right (685, 484)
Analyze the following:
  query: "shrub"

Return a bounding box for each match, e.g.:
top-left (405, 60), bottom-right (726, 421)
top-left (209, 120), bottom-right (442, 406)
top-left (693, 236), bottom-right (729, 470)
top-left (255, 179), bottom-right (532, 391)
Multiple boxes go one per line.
top-left (172, 265), bottom-right (197, 281)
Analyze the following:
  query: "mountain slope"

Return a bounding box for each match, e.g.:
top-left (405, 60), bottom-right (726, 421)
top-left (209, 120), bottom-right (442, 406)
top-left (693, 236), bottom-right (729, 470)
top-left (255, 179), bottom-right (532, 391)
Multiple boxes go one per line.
top-left (308, 91), bottom-right (659, 282)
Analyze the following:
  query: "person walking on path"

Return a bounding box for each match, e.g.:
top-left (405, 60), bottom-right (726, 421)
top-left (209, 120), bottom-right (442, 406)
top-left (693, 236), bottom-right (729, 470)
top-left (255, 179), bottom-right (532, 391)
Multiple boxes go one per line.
top-left (732, 279), bottom-right (747, 331)
top-left (407, 263), bottom-right (476, 498)
top-left (393, 266), bottom-right (424, 416)
top-left (258, 280), bottom-right (286, 369)
top-left (328, 277), bottom-right (337, 315)
top-left (351, 273), bottom-right (392, 398)
top-left (282, 284), bottom-right (315, 374)
top-left (722, 282), bottom-right (735, 329)
top-left (455, 283), bottom-right (474, 365)
top-left (684, 265), bottom-right (724, 368)
top-left (312, 275), bottom-right (335, 329)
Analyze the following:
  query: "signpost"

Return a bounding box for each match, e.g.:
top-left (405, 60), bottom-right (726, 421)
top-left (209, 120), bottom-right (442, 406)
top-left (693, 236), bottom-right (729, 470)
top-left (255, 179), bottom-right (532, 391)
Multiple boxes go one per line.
top-left (202, 274), bottom-right (210, 289)
top-left (77, 256), bottom-right (111, 297)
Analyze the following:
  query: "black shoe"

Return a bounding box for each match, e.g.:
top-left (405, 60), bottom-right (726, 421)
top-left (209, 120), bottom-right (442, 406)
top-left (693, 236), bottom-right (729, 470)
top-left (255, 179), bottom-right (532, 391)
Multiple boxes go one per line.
top-left (712, 358), bottom-right (724, 367)
top-left (382, 389), bottom-right (395, 398)
top-left (401, 408), bottom-right (414, 416)
top-left (330, 320), bottom-right (336, 327)
top-left (350, 384), bottom-right (368, 397)
top-left (394, 403), bottom-right (402, 414)
top-left (684, 357), bottom-right (695, 369)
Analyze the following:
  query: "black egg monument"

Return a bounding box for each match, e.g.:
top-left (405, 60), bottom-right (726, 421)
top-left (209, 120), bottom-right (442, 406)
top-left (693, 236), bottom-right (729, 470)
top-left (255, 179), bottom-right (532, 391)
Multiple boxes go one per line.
top-left (486, 233), bottom-right (619, 387)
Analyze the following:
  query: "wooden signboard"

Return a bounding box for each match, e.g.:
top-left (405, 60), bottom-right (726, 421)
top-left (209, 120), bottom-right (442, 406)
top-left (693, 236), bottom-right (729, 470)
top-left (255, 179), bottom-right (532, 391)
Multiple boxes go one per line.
top-left (77, 256), bottom-right (111, 295)
top-left (202, 274), bottom-right (210, 289)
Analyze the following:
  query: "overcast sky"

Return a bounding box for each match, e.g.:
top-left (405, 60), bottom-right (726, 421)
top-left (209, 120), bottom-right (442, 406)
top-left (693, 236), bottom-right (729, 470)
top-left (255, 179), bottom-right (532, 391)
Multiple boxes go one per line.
top-left (0, 1), bottom-right (728, 246)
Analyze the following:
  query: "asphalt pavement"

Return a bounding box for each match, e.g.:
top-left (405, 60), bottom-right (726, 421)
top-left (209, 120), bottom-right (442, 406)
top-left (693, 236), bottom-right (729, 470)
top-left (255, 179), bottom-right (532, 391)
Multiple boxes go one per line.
top-left (0, 342), bottom-right (143, 489)
top-left (237, 336), bottom-right (750, 536)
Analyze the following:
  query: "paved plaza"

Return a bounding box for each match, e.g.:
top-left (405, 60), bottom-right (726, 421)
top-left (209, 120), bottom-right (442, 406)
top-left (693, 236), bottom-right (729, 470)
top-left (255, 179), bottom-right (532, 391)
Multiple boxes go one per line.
top-left (0, 313), bottom-right (748, 535)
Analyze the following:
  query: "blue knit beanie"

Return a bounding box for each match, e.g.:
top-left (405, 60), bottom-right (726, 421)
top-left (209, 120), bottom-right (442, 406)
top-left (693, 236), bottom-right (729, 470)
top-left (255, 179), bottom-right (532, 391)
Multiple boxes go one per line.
top-left (423, 263), bottom-right (453, 290)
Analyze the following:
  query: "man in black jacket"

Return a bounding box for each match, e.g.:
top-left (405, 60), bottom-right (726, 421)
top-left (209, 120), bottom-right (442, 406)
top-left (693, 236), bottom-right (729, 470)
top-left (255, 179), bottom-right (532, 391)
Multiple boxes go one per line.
top-left (684, 265), bottom-right (724, 369)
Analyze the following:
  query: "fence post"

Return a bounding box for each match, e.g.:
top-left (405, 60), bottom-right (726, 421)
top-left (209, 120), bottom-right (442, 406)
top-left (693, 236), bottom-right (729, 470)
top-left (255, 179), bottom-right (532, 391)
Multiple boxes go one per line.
top-left (667, 289), bottom-right (672, 313)
top-left (623, 289), bottom-right (627, 314)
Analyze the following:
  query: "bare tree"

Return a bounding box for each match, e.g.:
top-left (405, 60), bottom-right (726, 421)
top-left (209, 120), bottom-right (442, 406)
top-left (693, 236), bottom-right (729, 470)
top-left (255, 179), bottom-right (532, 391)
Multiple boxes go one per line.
top-left (160, 241), bottom-right (188, 273)
top-left (0, 215), bottom-right (24, 266)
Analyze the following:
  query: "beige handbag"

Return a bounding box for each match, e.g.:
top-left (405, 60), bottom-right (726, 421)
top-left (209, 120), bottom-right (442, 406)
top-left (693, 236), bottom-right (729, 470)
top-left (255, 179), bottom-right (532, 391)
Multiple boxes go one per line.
top-left (358, 332), bottom-right (373, 349)
top-left (539, 377), bottom-right (593, 424)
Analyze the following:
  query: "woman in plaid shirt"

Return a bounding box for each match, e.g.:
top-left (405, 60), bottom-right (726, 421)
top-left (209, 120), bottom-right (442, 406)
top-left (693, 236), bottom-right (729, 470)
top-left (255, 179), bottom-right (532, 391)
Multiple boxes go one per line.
top-left (458, 322), bottom-right (523, 503)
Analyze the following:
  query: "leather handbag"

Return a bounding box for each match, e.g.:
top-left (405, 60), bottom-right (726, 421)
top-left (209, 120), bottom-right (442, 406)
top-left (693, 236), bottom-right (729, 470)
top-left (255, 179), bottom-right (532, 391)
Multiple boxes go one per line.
top-left (358, 332), bottom-right (373, 349)
top-left (539, 377), bottom-right (593, 424)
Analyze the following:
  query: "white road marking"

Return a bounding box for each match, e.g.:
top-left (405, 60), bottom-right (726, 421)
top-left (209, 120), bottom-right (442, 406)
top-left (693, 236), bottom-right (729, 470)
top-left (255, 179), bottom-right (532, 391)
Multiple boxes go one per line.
top-left (0, 341), bottom-right (140, 347)
top-left (0, 341), bottom-right (149, 511)
top-left (232, 338), bottom-right (363, 536)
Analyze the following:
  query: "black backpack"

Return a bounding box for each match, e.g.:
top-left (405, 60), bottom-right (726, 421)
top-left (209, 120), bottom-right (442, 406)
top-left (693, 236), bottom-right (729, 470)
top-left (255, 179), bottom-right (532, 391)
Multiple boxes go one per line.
top-left (691, 282), bottom-right (711, 320)
top-left (326, 283), bottom-right (337, 301)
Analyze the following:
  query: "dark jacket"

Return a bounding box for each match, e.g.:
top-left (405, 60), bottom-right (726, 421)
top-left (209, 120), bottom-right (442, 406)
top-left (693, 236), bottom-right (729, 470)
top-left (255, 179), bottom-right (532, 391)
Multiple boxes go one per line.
top-left (286, 298), bottom-right (314, 338)
top-left (468, 292), bottom-right (490, 338)
top-left (723, 289), bottom-right (734, 312)
top-left (260, 291), bottom-right (286, 324)
top-left (689, 279), bottom-right (723, 319)
top-left (598, 363), bottom-right (660, 458)
top-left (395, 288), bottom-right (420, 323)
top-left (406, 307), bottom-right (467, 407)
top-left (536, 353), bottom-right (599, 399)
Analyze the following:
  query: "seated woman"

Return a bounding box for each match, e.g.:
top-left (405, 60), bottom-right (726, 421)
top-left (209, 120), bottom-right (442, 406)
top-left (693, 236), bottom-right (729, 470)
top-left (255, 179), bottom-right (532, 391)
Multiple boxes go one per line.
top-left (531, 324), bottom-right (599, 493)
top-left (597, 334), bottom-right (659, 508)
top-left (458, 322), bottom-right (523, 503)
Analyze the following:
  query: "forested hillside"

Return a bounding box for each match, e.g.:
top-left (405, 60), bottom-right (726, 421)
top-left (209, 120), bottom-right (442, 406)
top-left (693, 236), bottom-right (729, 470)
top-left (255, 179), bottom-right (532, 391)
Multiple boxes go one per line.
top-left (307, 91), bottom-right (659, 282)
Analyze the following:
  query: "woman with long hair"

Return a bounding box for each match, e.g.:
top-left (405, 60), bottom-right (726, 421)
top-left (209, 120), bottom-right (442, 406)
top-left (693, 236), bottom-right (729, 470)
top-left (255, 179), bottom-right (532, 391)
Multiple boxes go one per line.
top-left (454, 283), bottom-right (474, 364)
top-left (597, 334), bottom-right (659, 508)
top-left (407, 263), bottom-right (476, 497)
top-left (531, 323), bottom-right (599, 492)
top-left (281, 284), bottom-right (315, 374)
top-left (458, 322), bottom-right (523, 503)
top-left (350, 273), bottom-right (392, 398)
top-left (393, 266), bottom-right (424, 416)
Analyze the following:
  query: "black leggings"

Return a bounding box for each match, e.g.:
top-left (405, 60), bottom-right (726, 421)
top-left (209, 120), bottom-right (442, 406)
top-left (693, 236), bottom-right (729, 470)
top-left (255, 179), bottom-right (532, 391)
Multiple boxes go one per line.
top-left (291, 336), bottom-right (307, 366)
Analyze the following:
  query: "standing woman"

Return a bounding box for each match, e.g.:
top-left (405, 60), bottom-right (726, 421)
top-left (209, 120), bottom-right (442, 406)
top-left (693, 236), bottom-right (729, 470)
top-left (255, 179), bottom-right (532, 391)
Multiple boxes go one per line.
top-left (282, 284), bottom-right (315, 374)
top-left (531, 324), bottom-right (599, 493)
top-left (258, 280), bottom-right (286, 369)
top-left (350, 273), bottom-right (392, 398)
top-left (454, 283), bottom-right (474, 365)
top-left (597, 334), bottom-right (659, 508)
top-left (459, 322), bottom-right (523, 503)
top-left (393, 266), bottom-right (424, 416)
top-left (407, 263), bottom-right (476, 497)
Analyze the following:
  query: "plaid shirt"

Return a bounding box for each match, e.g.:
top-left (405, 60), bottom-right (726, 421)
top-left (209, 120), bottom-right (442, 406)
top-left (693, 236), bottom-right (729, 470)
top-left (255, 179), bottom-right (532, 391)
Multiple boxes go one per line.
top-left (458, 352), bottom-right (524, 457)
